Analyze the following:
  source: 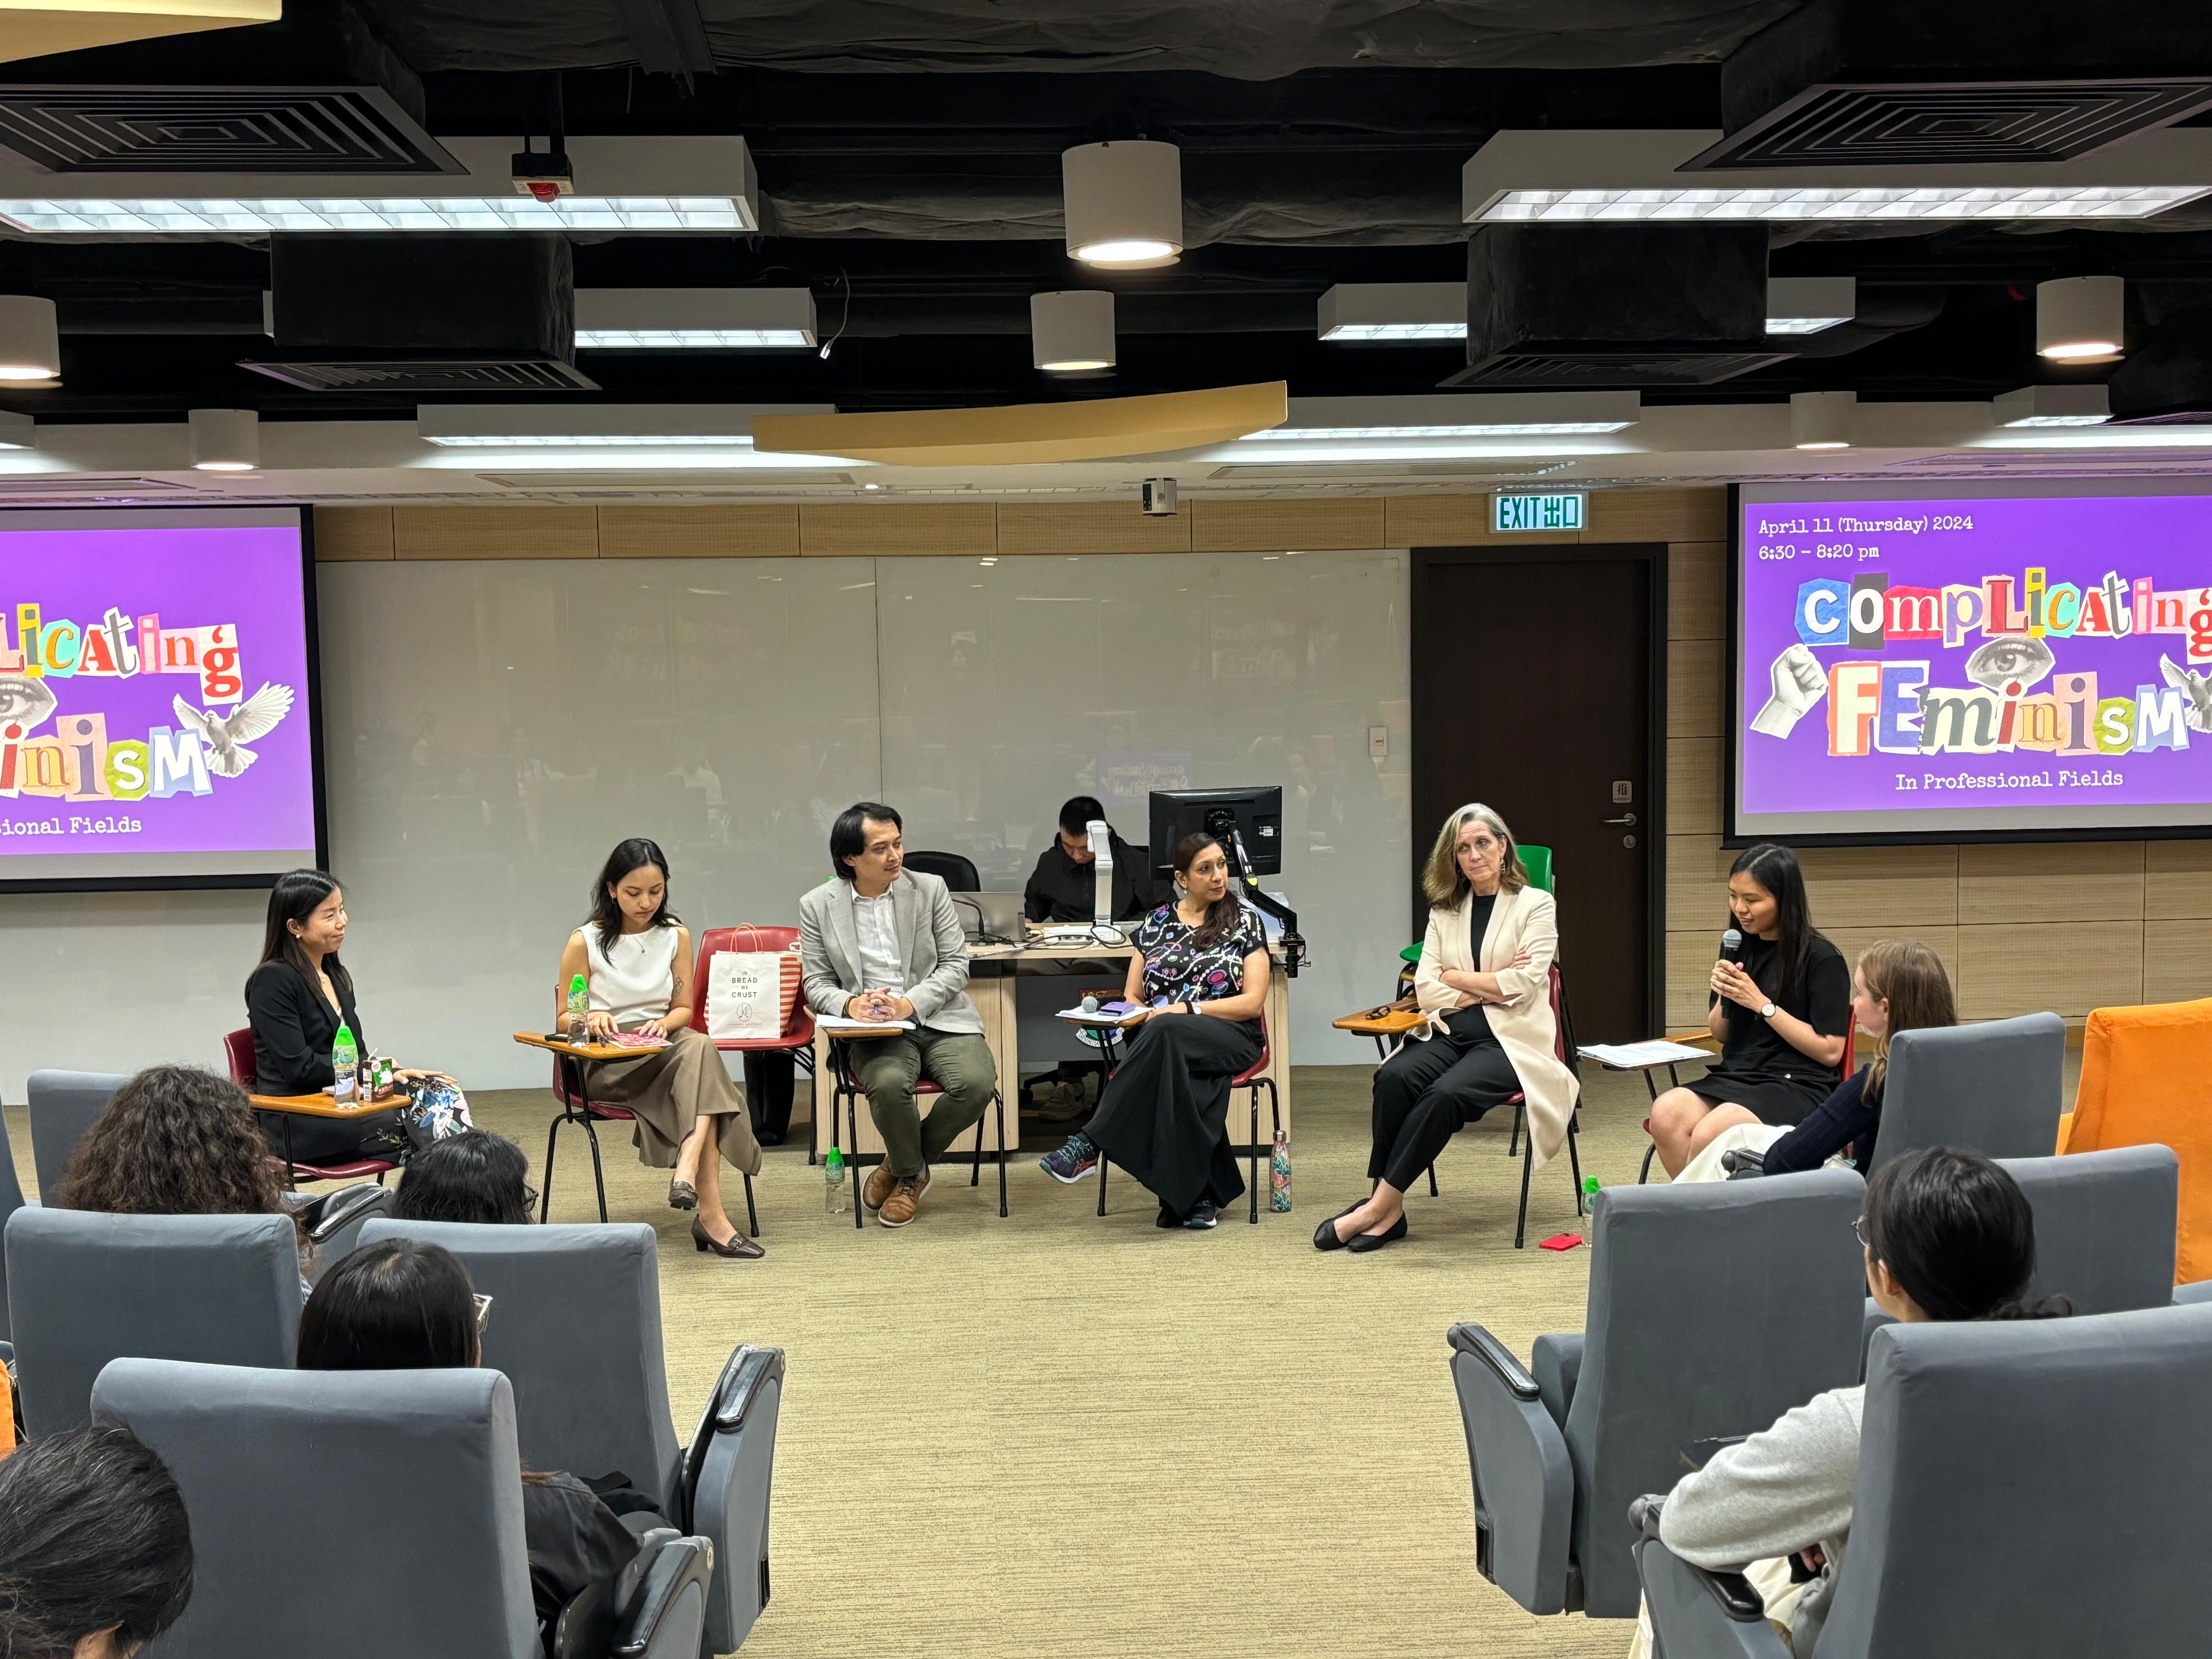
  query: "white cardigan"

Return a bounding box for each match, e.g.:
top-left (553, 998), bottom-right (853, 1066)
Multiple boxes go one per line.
top-left (1411, 883), bottom-right (1580, 1168)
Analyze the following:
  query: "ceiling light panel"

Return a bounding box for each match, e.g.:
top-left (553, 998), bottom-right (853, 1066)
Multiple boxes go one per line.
top-left (1464, 129), bottom-right (2212, 225)
top-left (574, 287), bottom-right (816, 350)
top-left (1318, 283), bottom-right (1467, 342)
top-left (416, 402), bottom-right (832, 448)
top-left (0, 137), bottom-right (757, 235)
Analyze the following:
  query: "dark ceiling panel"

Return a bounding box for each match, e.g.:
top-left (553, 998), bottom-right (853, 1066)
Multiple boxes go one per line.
top-left (0, 85), bottom-right (461, 174)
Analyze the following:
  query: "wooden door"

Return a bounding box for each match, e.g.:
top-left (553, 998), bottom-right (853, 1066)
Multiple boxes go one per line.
top-left (1411, 547), bottom-right (1665, 1041)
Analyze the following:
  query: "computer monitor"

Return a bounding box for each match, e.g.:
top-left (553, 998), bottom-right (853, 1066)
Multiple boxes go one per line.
top-left (1148, 786), bottom-right (1283, 885)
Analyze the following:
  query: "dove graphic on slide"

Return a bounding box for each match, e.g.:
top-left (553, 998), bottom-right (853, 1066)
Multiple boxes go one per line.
top-left (173, 683), bottom-right (295, 777)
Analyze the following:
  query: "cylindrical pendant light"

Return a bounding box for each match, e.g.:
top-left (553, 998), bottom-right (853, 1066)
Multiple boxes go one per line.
top-left (1031, 290), bottom-right (1116, 372)
top-left (2037, 275), bottom-right (2124, 361)
top-left (1791, 389), bottom-right (1855, 450)
top-left (1062, 140), bottom-right (1182, 269)
top-left (189, 408), bottom-right (260, 471)
top-left (0, 296), bottom-right (60, 381)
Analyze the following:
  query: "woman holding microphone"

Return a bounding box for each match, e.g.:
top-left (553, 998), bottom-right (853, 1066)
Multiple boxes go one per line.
top-left (553, 837), bottom-right (763, 1259)
top-left (1317, 803), bottom-right (1577, 1253)
top-left (1647, 842), bottom-right (1850, 1178)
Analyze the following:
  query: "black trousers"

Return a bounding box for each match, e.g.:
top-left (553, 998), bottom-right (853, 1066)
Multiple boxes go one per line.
top-left (1085, 1014), bottom-right (1263, 1218)
top-left (743, 1052), bottom-right (795, 1141)
top-left (1369, 1010), bottom-right (1522, 1192)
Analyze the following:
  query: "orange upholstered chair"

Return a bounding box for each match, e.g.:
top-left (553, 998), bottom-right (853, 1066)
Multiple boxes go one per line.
top-left (2063, 996), bottom-right (2212, 1284)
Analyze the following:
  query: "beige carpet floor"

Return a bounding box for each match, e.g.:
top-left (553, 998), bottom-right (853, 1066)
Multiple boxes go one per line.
top-left (7, 1065), bottom-right (1678, 1659)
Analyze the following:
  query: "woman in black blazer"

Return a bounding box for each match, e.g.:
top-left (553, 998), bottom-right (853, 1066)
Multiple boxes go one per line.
top-left (244, 869), bottom-right (441, 1164)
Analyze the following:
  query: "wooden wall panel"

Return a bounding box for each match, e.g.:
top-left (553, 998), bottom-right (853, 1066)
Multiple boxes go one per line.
top-left (996, 501), bottom-right (1191, 556)
top-left (1586, 488), bottom-right (1728, 545)
top-left (1191, 496), bottom-right (1386, 552)
top-left (798, 502), bottom-right (998, 557)
top-left (1799, 844), bottom-right (1960, 930)
top-left (1668, 542), bottom-right (1726, 640)
top-left (1668, 737), bottom-right (1722, 836)
top-left (1668, 834), bottom-right (1727, 934)
top-left (2145, 920), bottom-right (2212, 1005)
top-left (2147, 839), bottom-right (2212, 919)
top-left (597, 504), bottom-right (799, 559)
top-left (1827, 925), bottom-right (1961, 981)
top-left (1384, 493), bottom-right (1503, 547)
top-left (1669, 638), bottom-right (1726, 739)
top-left (1956, 921), bottom-right (2143, 1019)
top-left (392, 505), bottom-right (598, 560)
top-left (1665, 929), bottom-right (1717, 1030)
top-left (1957, 841), bottom-right (2144, 925)
top-left (313, 505), bottom-right (394, 561)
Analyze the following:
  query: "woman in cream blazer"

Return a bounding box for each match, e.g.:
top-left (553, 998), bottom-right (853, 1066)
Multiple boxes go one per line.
top-left (1315, 802), bottom-right (1579, 1253)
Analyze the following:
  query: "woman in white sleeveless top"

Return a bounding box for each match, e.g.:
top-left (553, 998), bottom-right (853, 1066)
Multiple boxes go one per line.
top-left (554, 838), bottom-right (763, 1259)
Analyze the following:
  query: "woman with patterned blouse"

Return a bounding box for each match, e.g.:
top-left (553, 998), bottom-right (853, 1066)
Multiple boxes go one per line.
top-left (1055, 831), bottom-right (1271, 1228)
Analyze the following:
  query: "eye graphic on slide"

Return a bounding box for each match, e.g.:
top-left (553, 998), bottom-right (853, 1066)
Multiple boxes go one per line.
top-left (1964, 635), bottom-right (2054, 693)
top-left (0, 675), bottom-right (57, 734)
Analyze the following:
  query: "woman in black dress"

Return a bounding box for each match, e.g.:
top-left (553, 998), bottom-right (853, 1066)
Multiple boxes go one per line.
top-left (1648, 842), bottom-right (1849, 1178)
top-left (244, 868), bottom-right (445, 1166)
top-left (1080, 832), bottom-right (1269, 1229)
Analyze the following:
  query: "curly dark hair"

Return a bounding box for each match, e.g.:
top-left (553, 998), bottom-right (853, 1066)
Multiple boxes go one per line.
top-left (59, 1064), bottom-right (287, 1220)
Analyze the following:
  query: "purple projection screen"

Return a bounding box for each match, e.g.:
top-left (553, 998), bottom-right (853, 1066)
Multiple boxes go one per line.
top-left (1734, 482), bottom-right (2212, 842)
top-left (0, 508), bottom-right (320, 886)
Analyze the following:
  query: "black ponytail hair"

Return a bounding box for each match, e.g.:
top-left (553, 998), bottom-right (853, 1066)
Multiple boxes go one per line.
top-left (1862, 1146), bottom-right (2071, 1323)
top-left (1728, 841), bottom-right (1823, 1002)
top-left (588, 837), bottom-right (678, 957)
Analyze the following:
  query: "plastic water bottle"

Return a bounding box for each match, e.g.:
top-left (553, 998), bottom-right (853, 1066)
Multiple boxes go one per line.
top-left (566, 973), bottom-right (590, 1043)
top-left (331, 1024), bottom-right (358, 1104)
top-left (1270, 1127), bottom-right (1292, 1212)
top-left (823, 1147), bottom-right (850, 1216)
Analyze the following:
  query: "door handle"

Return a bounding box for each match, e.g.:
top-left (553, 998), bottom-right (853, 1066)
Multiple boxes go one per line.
top-left (1601, 814), bottom-right (1637, 826)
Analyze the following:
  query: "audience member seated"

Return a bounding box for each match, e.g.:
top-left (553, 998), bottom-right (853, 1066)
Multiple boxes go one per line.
top-left (245, 868), bottom-right (445, 1166)
top-left (1648, 842), bottom-right (1850, 1178)
top-left (1317, 802), bottom-right (1577, 1253)
top-left (1023, 794), bottom-right (1148, 923)
top-left (0, 1424), bottom-right (193, 1659)
top-left (1055, 832), bottom-right (1268, 1230)
top-left (1676, 941), bottom-right (1955, 1183)
top-left (393, 1129), bottom-right (536, 1225)
top-left (800, 802), bottom-right (998, 1230)
top-left (1642, 1147), bottom-right (2069, 1657)
top-left (556, 837), bottom-right (763, 1260)
top-left (59, 1064), bottom-right (310, 1286)
top-left (298, 1238), bottom-right (639, 1632)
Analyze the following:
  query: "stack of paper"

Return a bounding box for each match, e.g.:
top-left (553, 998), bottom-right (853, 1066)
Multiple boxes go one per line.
top-left (1576, 1039), bottom-right (1715, 1068)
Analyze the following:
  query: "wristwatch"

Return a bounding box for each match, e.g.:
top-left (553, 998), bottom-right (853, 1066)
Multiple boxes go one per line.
top-left (1759, 1001), bottom-right (1779, 1020)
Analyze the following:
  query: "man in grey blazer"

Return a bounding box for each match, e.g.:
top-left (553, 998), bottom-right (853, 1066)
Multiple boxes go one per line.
top-left (799, 801), bottom-right (997, 1227)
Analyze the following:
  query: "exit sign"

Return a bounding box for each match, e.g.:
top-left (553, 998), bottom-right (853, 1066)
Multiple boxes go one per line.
top-left (1493, 492), bottom-right (1585, 533)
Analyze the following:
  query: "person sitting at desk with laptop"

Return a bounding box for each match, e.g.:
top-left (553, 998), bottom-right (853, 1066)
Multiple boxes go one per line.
top-left (799, 801), bottom-right (999, 1229)
top-left (1023, 795), bottom-right (1148, 925)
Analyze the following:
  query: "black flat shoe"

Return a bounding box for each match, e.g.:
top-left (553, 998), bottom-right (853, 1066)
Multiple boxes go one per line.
top-left (1313, 1207), bottom-right (1361, 1251)
top-left (1345, 1214), bottom-right (1408, 1254)
top-left (692, 1216), bottom-right (765, 1259)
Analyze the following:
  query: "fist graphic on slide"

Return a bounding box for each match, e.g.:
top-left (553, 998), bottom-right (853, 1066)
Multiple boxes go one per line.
top-left (1750, 644), bottom-right (1827, 739)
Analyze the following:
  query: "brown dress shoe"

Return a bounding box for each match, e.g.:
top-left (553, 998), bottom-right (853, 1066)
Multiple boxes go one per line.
top-left (863, 1161), bottom-right (898, 1212)
top-left (878, 1176), bottom-right (924, 1227)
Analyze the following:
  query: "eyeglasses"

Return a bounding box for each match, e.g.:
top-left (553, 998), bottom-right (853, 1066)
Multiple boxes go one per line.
top-left (1852, 1216), bottom-right (1871, 1249)
top-left (521, 1185), bottom-right (540, 1210)
top-left (473, 1293), bottom-right (494, 1335)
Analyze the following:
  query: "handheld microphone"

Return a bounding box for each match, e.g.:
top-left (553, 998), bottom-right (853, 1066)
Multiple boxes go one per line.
top-left (1081, 995), bottom-right (1100, 1014)
top-left (1719, 927), bottom-right (1744, 961)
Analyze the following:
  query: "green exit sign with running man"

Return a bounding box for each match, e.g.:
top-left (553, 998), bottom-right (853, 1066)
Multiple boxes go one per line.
top-left (1493, 492), bottom-right (1585, 533)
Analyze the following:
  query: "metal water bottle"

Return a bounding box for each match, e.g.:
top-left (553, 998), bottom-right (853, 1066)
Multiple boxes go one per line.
top-left (1270, 1127), bottom-right (1292, 1212)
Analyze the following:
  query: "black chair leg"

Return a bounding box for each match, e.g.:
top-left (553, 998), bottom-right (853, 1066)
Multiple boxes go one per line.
top-left (1507, 1100), bottom-right (1523, 1157)
top-left (995, 1093), bottom-right (1009, 1218)
top-left (1568, 1118), bottom-right (1586, 1217)
top-left (1096, 1147), bottom-right (1109, 1217)
top-left (1249, 1087), bottom-right (1261, 1224)
top-left (970, 1103), bottom-right (985, 1187)
top-left (743, 1172), bottom-right (759, 1238)
top-left (582, 1116), bottom-right (608, 1225)
top-left (1427, 1164), bottom-right (1438, 1197)
top-left (1514, 1134), bottom-right (1536, 1249)
top-left (540, 1110), bottom-right (562, 1223)
top-left (1638, 1142), bottom-right (1657, 1185)
top-left (846, 1090), bottom-right (864, 1230)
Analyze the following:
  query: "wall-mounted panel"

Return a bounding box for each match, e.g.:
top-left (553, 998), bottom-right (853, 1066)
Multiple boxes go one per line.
top-left (2145, 920), bottom-right (2212, 1004)
top-left (1588, 488), bottom-right (1728, 544)
top-left (2147, 840), bottom-right (2212, 920)
top-left (315, 504), bottom-right (394, 561)
top-left (800, 502), bottom-right (996, 558)
top-left (996, 501), bottom-right (1191, 556)
top-left (1667, 543), bottom-right (1726, 641)
top-left (1958, 842), bottom-right (2145, 926)
top-left (1799, 844), bottom-right (1959, 930)
top-left (598, 504), bottom-right (800, 559)
top-left (393, 505), bottom-right (599, 561)
top-left (1668, 637), bottom-right (1725, 740)
top-left (1956, 921), bottom-right (2143, 1019)
top-left (1192, 496), bottom-right (1385, 553)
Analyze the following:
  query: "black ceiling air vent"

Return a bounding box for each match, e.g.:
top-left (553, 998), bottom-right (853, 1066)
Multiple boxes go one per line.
top-left (1443, 222), bottom-right (1789, 391)
top-left (1691, 0), bottom-right (2212, 169)
top-left (0, 85), bottom-right (460, 174)
top-left (242, 232), bottom-right (596, 395)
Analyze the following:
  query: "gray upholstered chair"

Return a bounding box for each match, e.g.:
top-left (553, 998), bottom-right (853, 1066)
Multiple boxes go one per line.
top-left (1635, 1302), bottom-right (2212, 1658)
top-left (1448, 1168), bottom-right (1866, 1619)
top-left (1866, 1013), bottom-right (2065, 1172)
top-left (3, 1208), bottom-right (299, 1434)
top-left (91, 1357), bottom-right (714, 1659)
top-left (1862, 1145), bottom-right (2181, 1362)
top-left (25, 1068), bottom-right (126, 1204)
top-left (0, 1119), bottom-right (25, 1349)
top-left (360, 1217), bottom-right (784, 1654)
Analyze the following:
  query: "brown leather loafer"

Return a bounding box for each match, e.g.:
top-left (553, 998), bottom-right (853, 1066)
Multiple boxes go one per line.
top-left (863, 1161), bottom-right (899, 1212)
top-left (878, 1176), bottom-right (924, 1227)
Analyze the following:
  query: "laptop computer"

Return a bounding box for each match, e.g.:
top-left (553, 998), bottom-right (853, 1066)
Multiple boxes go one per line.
top-left (957, 890), bottom-right (1026, 943)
